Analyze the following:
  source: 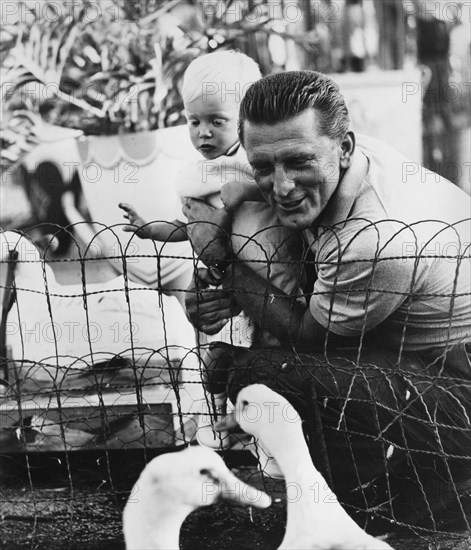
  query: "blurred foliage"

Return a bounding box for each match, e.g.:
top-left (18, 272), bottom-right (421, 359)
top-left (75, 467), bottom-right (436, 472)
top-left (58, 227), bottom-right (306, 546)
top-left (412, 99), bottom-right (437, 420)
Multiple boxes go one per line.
top-left (0, 111), bottom-right (40, 171)
top-left (1, 0), bottom-right (323, 140)
top-left (1, 0), bottom-right (200, 135)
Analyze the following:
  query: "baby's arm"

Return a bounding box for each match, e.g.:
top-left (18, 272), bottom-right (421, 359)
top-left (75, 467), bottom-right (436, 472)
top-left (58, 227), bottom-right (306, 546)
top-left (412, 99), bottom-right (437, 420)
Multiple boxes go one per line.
top-left (220, 180), bottom-right (265, 211)
top-left (119, 203), bottom-right (188, 242)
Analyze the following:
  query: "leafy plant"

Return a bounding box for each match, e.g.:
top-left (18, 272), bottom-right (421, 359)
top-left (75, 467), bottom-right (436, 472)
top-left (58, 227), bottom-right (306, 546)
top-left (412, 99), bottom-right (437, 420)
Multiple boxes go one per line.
top-left (0, 111), bottom-right (40, 171)
top-left (1, 0), bottom-right (328, 149)
top-left (1, 0), bottom-right (201, 136)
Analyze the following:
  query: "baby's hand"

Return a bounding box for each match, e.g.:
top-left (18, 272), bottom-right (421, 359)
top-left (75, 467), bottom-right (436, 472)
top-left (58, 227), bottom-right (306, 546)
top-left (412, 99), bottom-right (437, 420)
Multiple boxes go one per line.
top-left (119, 202), bottom-right (150, 239)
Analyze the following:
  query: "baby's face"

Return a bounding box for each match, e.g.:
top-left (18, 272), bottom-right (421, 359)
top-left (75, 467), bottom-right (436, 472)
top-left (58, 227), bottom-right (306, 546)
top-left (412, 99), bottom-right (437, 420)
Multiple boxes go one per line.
top-left (185, 94), bottom-right (240, 159)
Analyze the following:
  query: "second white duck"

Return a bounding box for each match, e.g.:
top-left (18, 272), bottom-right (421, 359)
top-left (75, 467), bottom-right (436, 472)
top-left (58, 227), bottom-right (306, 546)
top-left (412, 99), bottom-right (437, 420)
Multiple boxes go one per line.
top-left (219, 384), bottom-right (394, 550)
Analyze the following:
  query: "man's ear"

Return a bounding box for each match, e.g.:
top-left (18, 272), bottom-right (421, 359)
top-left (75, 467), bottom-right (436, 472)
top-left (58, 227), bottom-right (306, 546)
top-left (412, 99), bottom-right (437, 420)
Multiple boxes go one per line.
top-left (339, 131), bottom-right (355, 170)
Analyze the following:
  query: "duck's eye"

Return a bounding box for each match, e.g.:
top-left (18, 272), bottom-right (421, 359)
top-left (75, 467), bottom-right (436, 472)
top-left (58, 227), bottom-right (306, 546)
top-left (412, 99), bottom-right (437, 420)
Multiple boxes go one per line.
top-left (199, 468), bottom-right (210, 476)
top-left (241, 400), bottom-right (249, 408)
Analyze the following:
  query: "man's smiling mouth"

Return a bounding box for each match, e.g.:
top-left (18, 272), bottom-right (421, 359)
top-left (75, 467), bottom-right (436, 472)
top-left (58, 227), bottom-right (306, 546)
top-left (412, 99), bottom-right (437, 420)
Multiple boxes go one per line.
top-left (277, 197), bottom-right (304, 212)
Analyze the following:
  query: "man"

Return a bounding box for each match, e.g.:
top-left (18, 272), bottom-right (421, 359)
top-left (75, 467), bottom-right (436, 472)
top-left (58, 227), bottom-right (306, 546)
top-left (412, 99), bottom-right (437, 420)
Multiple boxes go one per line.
top-left (182, 71), bottom-right (471, 526)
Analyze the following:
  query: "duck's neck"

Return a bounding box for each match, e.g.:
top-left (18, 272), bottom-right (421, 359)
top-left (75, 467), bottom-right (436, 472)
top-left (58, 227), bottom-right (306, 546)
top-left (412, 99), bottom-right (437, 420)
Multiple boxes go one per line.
top-left (151, 504), bottom-right (191, 550)
top-left (124, 487), bottom-right (193, 550)
top-left (278, 432), bottom-right (335, 504)
top-left (262, 427), bottom-right (339, 544)
top-left (265, 424), bottom-right (332, 491)
top-left (261, 421), bottom-right (387, 550)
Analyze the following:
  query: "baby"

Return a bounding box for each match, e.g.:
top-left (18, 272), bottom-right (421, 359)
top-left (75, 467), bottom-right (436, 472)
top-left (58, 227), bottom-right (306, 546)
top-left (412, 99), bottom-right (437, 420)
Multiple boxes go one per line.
top-left (119, 51), bottom-right (304, 449)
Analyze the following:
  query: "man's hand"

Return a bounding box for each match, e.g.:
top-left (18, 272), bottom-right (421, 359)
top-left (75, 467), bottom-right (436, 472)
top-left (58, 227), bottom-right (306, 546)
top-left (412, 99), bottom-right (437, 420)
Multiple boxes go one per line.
top-left (182, 198), bottom-right (232, 265)
top-left (221, 180), bottom-right (265, 210)
top-left (185, 268), bottom-right (241, 335)
top-left (220, 181), bottom-right (246, 211)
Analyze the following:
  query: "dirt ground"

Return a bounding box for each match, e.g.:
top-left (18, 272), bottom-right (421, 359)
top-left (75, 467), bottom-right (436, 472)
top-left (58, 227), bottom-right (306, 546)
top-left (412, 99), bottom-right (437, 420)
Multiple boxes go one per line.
top-left (1, 456), bottom-right (470, 550)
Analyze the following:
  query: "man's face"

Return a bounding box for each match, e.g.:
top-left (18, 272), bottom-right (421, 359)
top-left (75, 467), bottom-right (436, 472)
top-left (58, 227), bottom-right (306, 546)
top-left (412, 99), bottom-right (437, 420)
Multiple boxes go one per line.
top-left (185, 94), bottom-right (239, 160)
top-left (244, 109), bottom-right (344, 230)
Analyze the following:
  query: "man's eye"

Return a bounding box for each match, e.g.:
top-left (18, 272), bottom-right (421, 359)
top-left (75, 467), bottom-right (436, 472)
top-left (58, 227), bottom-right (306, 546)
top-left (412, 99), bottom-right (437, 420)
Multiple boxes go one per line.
top-left (290, 158), bottom-right (309, 168)
top-left (254, 167), bottom-right (272, 177)
top-left (189, 120), bottom-right (199, 127)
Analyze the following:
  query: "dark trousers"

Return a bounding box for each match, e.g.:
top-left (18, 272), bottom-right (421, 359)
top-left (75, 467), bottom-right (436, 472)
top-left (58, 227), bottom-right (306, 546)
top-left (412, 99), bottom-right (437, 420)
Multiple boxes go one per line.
top-left (222, 344), bottom-right (471, 528)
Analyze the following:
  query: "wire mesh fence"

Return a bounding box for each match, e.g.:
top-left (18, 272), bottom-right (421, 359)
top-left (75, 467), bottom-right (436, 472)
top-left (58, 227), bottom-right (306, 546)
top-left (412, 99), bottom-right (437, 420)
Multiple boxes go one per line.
top-left (0, 218), bottom-right (470, 548)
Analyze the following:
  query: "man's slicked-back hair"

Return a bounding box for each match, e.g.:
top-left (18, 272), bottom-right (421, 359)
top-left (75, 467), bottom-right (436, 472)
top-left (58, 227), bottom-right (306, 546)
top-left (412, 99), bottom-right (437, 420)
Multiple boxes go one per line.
top-left (238, 71), bottom-right (350, 144)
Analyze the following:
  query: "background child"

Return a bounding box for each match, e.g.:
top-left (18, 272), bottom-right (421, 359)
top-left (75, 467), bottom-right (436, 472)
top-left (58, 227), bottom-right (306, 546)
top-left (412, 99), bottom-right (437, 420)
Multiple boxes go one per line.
top-left (119, 50), bottom-right (304, 449)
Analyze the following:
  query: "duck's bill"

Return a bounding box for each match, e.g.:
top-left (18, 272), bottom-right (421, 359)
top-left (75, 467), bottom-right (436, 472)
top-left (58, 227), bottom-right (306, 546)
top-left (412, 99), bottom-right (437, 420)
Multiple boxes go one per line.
top-left (219, 470), bottom-right (271, 509)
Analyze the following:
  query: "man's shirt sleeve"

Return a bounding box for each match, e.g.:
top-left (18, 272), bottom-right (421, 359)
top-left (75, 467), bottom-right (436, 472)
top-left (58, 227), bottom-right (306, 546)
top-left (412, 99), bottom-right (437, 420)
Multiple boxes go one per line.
top-left (309, 219), bottom-right (424, 337)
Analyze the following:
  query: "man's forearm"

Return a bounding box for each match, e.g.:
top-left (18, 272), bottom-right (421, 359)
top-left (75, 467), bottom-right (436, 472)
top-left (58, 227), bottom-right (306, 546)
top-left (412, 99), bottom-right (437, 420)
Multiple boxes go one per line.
top-left (181, 197), bottom-right (330, 346)
top-left (221, 260), bottom-right (324, 346)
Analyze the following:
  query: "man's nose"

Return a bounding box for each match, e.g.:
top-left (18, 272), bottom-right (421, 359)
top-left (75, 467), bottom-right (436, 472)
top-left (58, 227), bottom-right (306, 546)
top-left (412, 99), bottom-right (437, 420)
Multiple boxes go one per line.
top-left (273, 166), bottom-right (295, 197)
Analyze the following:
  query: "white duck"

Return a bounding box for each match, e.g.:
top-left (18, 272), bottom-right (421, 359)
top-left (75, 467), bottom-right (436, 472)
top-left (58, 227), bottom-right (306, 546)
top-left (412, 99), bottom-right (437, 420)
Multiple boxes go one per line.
top-left (122, 445), bottom-right (271, 550)
top-left (218, 384), bottom-right (394, 550)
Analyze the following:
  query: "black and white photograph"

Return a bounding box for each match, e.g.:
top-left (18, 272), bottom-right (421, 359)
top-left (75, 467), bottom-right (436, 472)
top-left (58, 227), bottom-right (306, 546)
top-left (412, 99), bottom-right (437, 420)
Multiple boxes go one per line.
top-left (1, 1), bottom-right (470, 548)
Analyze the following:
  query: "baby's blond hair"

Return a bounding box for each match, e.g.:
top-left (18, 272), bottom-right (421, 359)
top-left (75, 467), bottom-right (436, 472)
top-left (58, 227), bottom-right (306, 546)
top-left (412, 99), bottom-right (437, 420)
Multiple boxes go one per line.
top-left (181, 50), bottom-right (261, 106)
